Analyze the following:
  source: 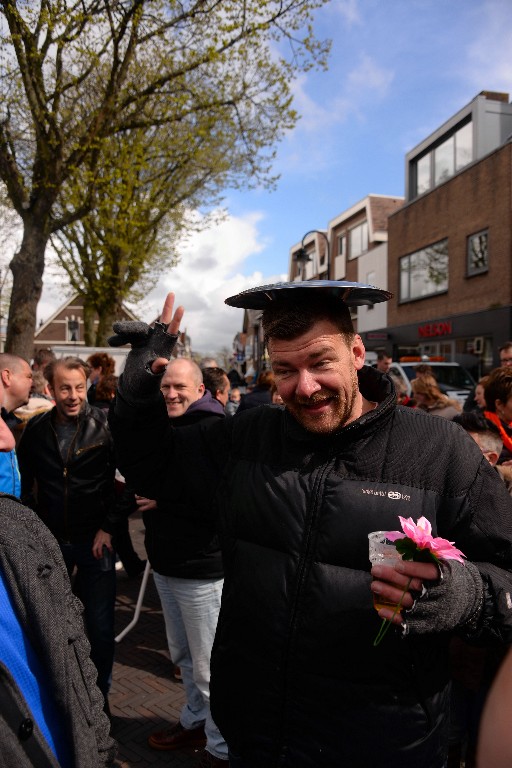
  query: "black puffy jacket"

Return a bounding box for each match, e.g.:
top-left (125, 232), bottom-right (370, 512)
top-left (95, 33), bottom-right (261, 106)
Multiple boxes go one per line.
top-left (142, 391), bottom-right (225, 579)
top-left (18, 403), bottom-right (118, 544)
top-left (110, 366), bottom-right (512, 768)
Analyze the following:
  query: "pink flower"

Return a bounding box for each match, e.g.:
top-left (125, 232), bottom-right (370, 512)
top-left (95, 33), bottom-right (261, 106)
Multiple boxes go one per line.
top-left (386, 516), bottom-right (465, 564)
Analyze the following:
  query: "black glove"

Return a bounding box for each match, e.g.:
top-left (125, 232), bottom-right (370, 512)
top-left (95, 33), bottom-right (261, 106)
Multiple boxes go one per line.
top-left (403, 560), bottom-right (484, 636)
top-left (108, 321), bottom-right (179, 406)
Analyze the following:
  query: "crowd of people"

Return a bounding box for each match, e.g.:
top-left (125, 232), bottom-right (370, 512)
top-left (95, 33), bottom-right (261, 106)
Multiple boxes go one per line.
top-left (370, 342), bottom-right (512, 767)
top-left (1, 284), bottom-right (512, 767)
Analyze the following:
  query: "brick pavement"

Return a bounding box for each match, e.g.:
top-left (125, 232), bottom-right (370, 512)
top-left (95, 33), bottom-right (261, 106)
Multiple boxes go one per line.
top-left (111, 511), bottom-right (204, 768)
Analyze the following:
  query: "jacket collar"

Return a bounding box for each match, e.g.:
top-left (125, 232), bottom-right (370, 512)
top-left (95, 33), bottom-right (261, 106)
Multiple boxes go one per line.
top-left (179, 390), bottom-right (225, 419)
top-left (49, 399), bottom-right (93, 426)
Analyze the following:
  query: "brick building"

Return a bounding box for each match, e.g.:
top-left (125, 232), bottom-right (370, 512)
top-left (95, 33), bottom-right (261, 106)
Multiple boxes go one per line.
top-left (245, 91), bottom-right (512, 380)
top-left (382, 90), bottom-right (512, 378)
top-left (34, 293), bottom-right (191, 367)
top-left (288, 194), bottom-right (403, 334)
top-left (34, 293), bottom-right (139, 354)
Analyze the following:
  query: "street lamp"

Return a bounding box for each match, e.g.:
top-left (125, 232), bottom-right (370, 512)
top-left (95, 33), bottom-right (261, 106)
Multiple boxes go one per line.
top-left (294, 229), bottom-right (331, 279)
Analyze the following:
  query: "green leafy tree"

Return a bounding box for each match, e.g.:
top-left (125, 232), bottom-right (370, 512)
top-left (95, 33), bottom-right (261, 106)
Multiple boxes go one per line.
top-left (50, 124), bottom-right (222, 345)
top-left (0, 0), bottom-right (329, 358)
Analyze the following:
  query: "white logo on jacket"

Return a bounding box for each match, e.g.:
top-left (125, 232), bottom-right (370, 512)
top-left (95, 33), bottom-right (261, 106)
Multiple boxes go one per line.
top-left (361, 488), bottom-right (411, 501)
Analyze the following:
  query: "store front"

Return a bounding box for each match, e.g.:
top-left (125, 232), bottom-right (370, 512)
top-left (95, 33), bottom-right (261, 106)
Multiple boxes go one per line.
top-left (361, 305), bottom-right (512, 380)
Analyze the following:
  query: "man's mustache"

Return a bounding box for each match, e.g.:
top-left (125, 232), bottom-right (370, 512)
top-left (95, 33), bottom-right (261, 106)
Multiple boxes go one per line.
top-left (294, 391), bottom-right (339, 406)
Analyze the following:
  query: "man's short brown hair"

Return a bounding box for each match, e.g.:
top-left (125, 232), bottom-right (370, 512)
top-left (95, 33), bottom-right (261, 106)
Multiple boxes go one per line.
top-left (202, 367), bottom-right (229, 396)
top-left (262, 294), bottom-right (355, 347)
top-left (45, 357), bottom-right (90, 387)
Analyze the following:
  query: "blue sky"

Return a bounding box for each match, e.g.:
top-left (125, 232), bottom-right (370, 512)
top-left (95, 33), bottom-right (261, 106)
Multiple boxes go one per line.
top-left (39, 0), bottom-right (512, 355)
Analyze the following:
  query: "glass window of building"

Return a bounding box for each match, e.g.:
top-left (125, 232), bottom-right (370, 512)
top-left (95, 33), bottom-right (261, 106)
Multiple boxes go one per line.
top-left (455, 121), bottom-right (473, 170)
top-left (434, 135), bottom-right (454, 185)
top-left (412, 119), bottom-right (473, 197)
top-left (67, 319), bottom-right (80, 342)
top-left (349, 221), bottom-right (368, 259)
top-left (416, 153), bottom-right (431, 194)
top-left (467, 230), bottom-right (488, 276)
top-left (334, 236), bottom-right (346, 279)
top-left (399, 240), bottom-right (449, 301)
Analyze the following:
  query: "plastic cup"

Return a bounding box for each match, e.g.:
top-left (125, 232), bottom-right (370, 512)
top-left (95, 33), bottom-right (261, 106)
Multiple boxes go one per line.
top-left (368, 531), bottom-right (403, 611)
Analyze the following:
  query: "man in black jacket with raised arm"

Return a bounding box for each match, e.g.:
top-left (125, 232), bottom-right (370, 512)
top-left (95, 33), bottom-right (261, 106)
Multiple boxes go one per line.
top-left (108, 282), bottom-right (512, 768)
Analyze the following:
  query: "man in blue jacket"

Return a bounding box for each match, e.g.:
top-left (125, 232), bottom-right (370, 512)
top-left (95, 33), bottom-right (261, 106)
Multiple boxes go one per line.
top-left (0, 371), bottom-right (116, 767)
top-left (0, 353), bottom-right (33, 495)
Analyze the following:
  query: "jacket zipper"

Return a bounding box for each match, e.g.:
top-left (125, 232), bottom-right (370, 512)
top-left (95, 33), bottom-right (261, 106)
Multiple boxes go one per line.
top-left (75, 442), bottom-right (104, 456)
top-left (277, 458), bottom-right (333, 766)
top-left (51, 418), bottom-right (81, 542)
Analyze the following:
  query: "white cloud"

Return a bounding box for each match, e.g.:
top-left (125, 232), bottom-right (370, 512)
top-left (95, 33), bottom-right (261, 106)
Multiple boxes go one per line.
top-left (346, 53), bottom-right (394, 100)
top-left (138, 211), bottom-right (286, 355)
top-left (39, 210), bottom-right (287, 357)
top-left (333, 0), bottom-right (362, 26)
top-left (280, 51), bottom-right (394, 175)
top-left (289, 75), bottom-right (338, 134)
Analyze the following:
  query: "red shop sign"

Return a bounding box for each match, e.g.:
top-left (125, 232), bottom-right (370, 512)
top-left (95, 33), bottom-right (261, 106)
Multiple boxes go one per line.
top-left (418, 321), bottom-right (452, 338)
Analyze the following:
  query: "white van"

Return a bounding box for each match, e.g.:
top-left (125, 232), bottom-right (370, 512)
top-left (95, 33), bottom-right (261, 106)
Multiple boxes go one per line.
top-left (50, 345), bottom-right (129, 376)
top-left (384, 360), bottom-right (475, 406)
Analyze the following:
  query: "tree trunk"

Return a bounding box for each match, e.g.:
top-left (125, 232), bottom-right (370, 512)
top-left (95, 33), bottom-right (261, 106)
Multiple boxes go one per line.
top-left (95, 303), bottom-right (121, 347)
top-left (82, 298), bottom-right (97, 347)
top-left (5, 223), bottom-right (47, 360)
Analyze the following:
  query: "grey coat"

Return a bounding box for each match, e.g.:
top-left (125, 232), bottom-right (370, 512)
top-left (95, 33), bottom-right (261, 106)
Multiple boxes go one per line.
top-left (0, 494), bottom-right (116, 767)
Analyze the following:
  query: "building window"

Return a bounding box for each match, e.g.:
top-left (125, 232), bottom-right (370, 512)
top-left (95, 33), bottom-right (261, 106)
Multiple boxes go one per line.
top-left (411, 119), bottom-right (473, 198)
top-left (434, 135), bottom-right (455, 185)
top-left (334, 254), bottom-right (345, 280)
top-left (67, 319), bottom-right (80, 342)
top-left (467, 229), bottom-right (488, 276)
top-left (399, 239), bottom-right (449, 302)
top-left (337, 234), bottom-right (346, 257)
top-left (349, 221), bottom-right (368, 259)
top-left (416, 154), bottom-right (431, 195)
top-left (455, 121), bottom-right (472, 170)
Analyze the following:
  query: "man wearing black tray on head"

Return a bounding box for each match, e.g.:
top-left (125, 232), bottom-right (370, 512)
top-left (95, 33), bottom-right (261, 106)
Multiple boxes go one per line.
top-left (108, 280), bottom-right (512, 768)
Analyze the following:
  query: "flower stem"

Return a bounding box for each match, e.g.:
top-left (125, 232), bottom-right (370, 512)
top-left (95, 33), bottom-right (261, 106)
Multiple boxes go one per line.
top-left (373, 578), bottom-right (412, 647)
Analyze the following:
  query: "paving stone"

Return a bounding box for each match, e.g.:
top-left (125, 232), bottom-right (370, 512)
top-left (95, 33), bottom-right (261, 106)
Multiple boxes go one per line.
top-left (110, 512), bottom-right (201, 768)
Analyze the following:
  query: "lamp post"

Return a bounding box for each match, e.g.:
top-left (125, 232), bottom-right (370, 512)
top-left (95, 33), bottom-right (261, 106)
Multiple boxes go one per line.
top-left (294, 229), bottom-right (331, 279)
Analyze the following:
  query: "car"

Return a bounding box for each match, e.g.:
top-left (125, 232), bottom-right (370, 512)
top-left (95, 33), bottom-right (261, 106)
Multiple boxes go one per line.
top-left (383, 360), bottom-right (475, 406)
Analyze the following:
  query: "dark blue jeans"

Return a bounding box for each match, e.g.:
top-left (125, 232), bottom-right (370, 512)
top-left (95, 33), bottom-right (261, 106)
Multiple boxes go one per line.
top-left (60, 540), bottom-right (116, 702)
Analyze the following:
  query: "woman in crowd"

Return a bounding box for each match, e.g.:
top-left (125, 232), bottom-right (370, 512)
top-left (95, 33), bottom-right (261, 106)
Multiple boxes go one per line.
top-left (94, 374), bottom-right (119, 412)
top-left (473, 375), bottom-right (489, 412)
top-left (410, 374), bottom-right (461, 419)
top-left (86, 352), bottom-right (116, 406)
top-left (483, 366), bottom-right (512, 464)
